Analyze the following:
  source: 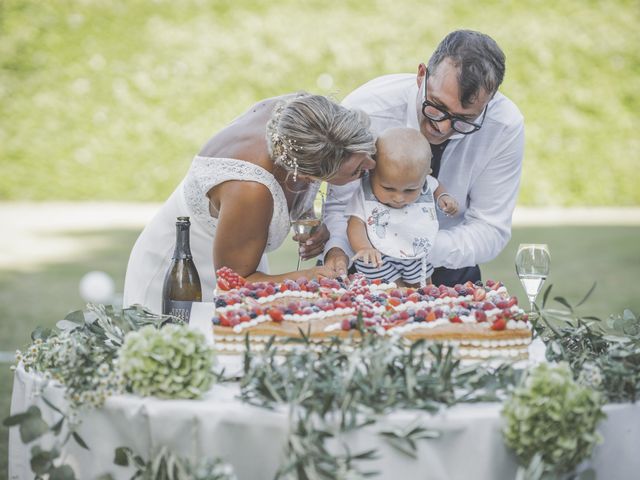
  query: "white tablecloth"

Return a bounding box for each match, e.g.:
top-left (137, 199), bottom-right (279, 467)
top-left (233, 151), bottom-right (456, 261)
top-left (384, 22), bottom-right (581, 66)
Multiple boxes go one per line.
top-left (9, 365), bottom-right (640, 480)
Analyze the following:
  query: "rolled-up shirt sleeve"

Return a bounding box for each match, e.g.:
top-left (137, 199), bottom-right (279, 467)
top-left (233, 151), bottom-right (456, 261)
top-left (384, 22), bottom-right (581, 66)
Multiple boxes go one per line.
top-left (323, 181), bottom-right (359, 260)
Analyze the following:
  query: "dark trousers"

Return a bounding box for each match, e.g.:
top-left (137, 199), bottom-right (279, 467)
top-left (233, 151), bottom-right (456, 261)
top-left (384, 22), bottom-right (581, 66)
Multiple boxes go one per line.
top-left (345, 264), bottom-right (481, 287)
top-left (431, 265), bottom-right (481, 287)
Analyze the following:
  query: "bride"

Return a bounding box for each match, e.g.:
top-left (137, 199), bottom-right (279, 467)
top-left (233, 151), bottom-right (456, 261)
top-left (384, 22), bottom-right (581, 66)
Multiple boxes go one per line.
top-left (123, 93), bottom-right (376, 313)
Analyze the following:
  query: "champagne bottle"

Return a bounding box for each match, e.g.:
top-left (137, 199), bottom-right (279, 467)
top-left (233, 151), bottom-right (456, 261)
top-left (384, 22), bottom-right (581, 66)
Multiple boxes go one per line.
top-left (162, 216), bottom-right (202, 322)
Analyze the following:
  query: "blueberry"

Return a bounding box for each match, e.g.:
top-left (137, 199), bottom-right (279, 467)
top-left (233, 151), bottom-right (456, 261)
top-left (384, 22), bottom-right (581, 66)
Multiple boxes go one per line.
top-left (212, 317), bottom-right (220, 325)
top-left (249, 312), bottom-right (257, 319)
top-left (215, 299), bottom-right (227, 307)
top-left (475, 280), bottom-right (484, 287)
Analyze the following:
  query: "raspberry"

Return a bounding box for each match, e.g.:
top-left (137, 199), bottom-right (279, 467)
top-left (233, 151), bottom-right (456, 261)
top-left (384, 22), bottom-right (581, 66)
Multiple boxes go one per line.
top-left (215, 267), bottom-right (246, 290)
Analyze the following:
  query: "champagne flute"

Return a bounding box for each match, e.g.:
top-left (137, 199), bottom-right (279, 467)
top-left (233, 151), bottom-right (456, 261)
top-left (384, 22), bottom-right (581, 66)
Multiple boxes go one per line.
top-left (515, 243), bottom-right (551, 314)
top-left (290, 182), bottom-right (324, 270)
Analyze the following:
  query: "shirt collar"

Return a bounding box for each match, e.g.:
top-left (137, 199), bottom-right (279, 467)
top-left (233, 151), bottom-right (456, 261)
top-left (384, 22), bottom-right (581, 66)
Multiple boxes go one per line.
top-left (404, 82), bottom-right (465, 141)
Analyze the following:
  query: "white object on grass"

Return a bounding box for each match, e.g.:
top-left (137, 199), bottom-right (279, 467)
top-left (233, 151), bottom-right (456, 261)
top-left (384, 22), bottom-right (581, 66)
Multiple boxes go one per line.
top-left (79, 270), bottom-right (115, 304)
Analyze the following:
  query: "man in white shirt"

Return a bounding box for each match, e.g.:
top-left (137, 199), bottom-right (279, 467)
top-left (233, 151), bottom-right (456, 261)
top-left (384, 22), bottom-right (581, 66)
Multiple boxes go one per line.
top-left (322, 30), bottom-right (525, 286)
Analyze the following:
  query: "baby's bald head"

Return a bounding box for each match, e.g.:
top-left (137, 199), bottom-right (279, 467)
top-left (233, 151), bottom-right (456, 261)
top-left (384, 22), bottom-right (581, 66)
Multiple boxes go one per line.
top-left (374, 128), bottom-right (432, 180)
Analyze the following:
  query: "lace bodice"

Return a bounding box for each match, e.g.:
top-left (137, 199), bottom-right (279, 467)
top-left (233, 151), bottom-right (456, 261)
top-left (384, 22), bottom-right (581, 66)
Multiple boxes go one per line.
top-left (183, 156), bottom-right (290, 252)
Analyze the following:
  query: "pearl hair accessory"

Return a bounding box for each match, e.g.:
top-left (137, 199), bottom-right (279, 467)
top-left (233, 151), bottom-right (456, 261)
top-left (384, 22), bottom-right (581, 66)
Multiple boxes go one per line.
top-left (268, 104), bottom-right (302, 181)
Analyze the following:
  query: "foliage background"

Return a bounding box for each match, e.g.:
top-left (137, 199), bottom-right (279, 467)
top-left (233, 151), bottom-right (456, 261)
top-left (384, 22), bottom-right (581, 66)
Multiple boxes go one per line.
top-left (1, 0), bottom-right (639, 205)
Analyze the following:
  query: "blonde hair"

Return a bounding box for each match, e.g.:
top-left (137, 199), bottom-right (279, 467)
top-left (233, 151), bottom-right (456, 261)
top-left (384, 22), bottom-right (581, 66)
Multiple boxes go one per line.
top-left (266, 94), bottom-right (375, 181)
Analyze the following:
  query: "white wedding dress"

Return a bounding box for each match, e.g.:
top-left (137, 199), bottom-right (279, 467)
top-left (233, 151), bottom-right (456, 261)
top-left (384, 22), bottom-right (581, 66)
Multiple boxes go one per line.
top-left (123, 156), bottom-right (291, 313)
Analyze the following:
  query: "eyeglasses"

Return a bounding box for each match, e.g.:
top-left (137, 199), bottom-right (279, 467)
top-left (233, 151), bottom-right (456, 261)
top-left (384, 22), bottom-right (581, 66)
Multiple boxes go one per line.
top-left (421, 72), bottom-right (488, 135)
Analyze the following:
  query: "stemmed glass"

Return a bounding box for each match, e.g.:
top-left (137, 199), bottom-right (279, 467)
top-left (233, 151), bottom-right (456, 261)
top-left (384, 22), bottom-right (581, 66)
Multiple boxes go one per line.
top-left (289, 181), bottom-right (325, 270)
top-left (515, 244), bottom-right (551, 314)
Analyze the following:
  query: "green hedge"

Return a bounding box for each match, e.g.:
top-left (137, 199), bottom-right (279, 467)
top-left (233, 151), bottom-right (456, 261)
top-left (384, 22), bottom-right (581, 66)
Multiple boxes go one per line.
top-left (1, 0), bottom-right (638, 204)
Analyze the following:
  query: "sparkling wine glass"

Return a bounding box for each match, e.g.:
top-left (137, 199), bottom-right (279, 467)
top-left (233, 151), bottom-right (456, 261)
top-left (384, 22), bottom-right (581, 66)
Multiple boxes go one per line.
top-left (515, 243), bottom-right (551, 314)
top-left (290, 182), bottom-right (324, 270)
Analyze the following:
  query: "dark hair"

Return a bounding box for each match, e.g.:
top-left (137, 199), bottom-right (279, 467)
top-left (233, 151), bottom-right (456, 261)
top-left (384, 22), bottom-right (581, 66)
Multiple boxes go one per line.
top-left (427, 30), bottom-right (506, 108)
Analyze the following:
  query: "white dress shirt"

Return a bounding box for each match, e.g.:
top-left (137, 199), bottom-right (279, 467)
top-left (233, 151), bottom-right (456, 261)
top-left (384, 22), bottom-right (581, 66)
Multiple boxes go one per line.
top-left (324, 73), bottom-right (525, 268)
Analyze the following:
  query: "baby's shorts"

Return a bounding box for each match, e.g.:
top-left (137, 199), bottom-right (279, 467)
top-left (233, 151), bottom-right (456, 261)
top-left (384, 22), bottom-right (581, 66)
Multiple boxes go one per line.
top-left (354, 255), bottom-right (433, 285)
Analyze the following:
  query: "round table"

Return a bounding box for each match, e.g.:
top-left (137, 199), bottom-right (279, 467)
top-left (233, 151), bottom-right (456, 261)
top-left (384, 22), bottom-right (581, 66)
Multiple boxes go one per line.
top-left (9, 363), bottom-right (640, 480)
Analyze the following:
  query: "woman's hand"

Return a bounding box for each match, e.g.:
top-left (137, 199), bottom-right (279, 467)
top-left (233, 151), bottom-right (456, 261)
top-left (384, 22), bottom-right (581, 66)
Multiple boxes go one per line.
top-left (294, 223), bottom-right (329, 260)
top-left (352, 248), bottom-right (383, 268)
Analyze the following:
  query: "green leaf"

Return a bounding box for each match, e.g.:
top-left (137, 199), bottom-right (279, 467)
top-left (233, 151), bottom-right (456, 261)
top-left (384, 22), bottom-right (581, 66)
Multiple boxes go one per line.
top-left (553, 296), bottom-right (574, 312)
top-left (72, 431), bottom-right (90, 450)
top-left (64, 309), bottom-right (86, 324)
top-left (41, 396), bottom-right (64, 416)
top-left (51, 418), bottom-right (65, 435)
top-left (49, 465), bottom-right (77, 480)
top-left (31, 326), bottom-right (53, 342)
top-left (114, 446), bottom-right (132, 466)
top-left (19, 407), bottom-right (49, 443)
top-left (575, 282), bottom-right (597, 307)
top-left (3, 411), bottom-right (29, 427)
top-left (30, 446), bottom-right (57, 475)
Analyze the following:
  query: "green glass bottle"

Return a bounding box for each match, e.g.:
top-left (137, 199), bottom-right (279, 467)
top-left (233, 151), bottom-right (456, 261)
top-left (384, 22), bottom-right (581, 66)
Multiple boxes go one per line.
top-left (162, 216), bottom-right (202, 322)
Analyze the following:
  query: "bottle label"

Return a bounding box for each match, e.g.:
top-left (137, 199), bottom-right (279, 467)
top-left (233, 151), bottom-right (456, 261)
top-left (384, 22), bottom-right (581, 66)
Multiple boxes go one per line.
top-left (165, 300), bottom-right (194, 323)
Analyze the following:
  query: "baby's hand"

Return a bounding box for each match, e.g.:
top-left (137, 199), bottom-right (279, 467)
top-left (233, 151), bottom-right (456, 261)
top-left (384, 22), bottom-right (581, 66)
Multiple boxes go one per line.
top-left (352, 248), bottom-right (383, 268)
top-left (438, 193), bottom-right (459, 216)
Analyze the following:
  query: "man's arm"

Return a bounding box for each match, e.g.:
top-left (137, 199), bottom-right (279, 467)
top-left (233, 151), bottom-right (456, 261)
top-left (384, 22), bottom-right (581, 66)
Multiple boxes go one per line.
top-left (430, 120), bottom-right (525, 267)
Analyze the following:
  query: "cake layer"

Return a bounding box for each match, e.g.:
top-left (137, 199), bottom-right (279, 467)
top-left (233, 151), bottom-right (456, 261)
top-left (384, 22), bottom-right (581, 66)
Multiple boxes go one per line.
top-left (211, 271), bottom-right (532, 360)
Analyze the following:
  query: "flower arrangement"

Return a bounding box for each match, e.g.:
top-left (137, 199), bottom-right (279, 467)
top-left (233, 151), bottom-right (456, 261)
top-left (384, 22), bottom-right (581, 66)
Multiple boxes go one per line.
top-left (5, 285), bottom-right (639, 479)
top-left (502, 362), bottom-right (606, 474)
top-left (15, 311), bottom-right (126, 410)
top-left (118, 324), bottom-right (215, 399)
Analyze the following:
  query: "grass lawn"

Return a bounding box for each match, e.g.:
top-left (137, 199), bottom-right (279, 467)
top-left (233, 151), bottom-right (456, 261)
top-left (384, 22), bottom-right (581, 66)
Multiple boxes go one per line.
top-left (2, 0), bottom-right (639, 205)
top-left (2, 224), bottom-right (639, 475)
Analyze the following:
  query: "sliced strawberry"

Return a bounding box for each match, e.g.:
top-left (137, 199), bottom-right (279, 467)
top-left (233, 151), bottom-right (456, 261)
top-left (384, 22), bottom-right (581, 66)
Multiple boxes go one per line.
top-left (473, 289), bottom-right (486, 301)
top-left (408, 293), bottom-right (421, 303)
top-left (474, 310), bottom-right (487, 322)
top-left (387, 297), bottom-right (401, 307)
top-left (267, 308), bottom-right (284, 322)
top-left (495, 299), bottom-right (510, 309)
top-left (218, 313), bottom-right (231, 327)
top-left (491, 318), bottom-right (507, 331)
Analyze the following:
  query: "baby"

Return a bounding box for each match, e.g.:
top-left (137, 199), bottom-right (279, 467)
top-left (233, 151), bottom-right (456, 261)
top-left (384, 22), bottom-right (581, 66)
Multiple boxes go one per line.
top-left (346, 127), bottom-right (458, 287)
